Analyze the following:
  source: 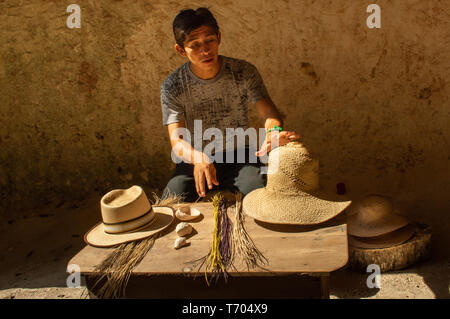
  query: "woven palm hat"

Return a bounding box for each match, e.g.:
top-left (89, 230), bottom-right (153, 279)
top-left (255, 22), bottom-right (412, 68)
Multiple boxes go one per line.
top-left (347, 194), bottom-right (410, 238)
top-left (84, 185), bottom-right (174, 248)
top-left (243, 142), bottom-right (351, 224)
top-left (348, 224), bottom-right (416, 249)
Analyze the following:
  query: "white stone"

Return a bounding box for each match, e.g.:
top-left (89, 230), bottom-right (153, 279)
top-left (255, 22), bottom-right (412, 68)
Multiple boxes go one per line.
top-left (176, 222), bottom-right (193, 237)
top-left (174, 237), bottom-right (187, 249)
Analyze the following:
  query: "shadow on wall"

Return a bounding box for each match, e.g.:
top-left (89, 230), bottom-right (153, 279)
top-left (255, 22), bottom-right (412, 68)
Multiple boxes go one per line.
top-left (0, 1), bottom-right (174, 216)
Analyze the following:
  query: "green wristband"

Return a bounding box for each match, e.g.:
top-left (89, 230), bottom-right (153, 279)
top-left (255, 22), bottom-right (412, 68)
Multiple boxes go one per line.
top-left (267, 125), bottom-right (282, 133)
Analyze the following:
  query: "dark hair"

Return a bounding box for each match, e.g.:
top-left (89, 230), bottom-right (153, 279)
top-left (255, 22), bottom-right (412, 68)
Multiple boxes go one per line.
top-left (173, 7), bottom-right (220, 48)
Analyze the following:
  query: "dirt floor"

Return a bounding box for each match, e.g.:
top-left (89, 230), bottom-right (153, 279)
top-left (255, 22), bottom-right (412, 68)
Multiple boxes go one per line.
top-left (0, 195), bottom-right (448, 299)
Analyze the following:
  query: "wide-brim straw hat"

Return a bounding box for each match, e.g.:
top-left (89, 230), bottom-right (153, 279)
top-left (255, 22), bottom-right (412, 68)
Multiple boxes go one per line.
top-left (243, 142), bottom-right (351, 224)
top-left (347, 194), bottom-right (409, 238)
top-left (348, 224), bottom-right (416, 249)
top-left (84, 185), bottom-right (174, 248)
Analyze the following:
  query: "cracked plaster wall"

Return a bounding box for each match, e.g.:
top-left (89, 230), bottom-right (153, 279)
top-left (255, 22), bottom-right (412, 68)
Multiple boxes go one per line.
top-left (1, 0), bottom-right (449, 218)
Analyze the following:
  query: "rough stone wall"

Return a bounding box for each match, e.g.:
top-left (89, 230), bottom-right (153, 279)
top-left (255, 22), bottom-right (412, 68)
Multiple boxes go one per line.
top-left (1, 0), bottom-right (449, 218)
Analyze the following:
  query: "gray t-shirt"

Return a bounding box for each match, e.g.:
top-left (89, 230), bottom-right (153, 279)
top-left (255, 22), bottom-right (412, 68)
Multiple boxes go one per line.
top-left (161, 55), bottom-right (269, 152)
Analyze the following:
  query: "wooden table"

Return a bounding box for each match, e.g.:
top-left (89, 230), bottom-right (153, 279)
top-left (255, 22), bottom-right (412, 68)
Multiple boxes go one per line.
top-left (69, 202), bottom-right (348, 299)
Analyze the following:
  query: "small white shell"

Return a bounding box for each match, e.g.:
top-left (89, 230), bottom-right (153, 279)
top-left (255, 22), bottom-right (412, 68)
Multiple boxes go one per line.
top-left (174, 237), bottom-right (187, 249)
top-left (175, 206), bottom-right (201, 221)
top-left (176, 222), bottom-right (193, 237)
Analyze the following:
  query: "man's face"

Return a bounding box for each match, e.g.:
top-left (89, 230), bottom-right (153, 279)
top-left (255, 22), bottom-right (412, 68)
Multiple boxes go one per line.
top-left (177, 25), bottom-right (221, 71)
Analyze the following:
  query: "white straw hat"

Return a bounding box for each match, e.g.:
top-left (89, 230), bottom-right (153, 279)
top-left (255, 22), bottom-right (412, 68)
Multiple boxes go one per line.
top-left (243, 142), bottom-right (351, 224)
top-left (347, 194), bottom-right (410, 238)
top-left (84, 185), bottom-right (174, 247)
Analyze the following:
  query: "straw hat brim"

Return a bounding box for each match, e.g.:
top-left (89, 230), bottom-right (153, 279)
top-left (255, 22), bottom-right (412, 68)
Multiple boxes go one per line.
top-left (84, 206), bottom-right (174, 248)
top-left (243, 188), bottom-right (351, 225)
top-left (348, 224), bottom-right (416, 249)
top-left (347, 209), bottom-right (409, 237)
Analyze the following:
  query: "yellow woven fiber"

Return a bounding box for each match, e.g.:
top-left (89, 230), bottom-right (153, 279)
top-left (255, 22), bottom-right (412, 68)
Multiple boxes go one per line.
top-left (204, 194), bottom-right (225, 285)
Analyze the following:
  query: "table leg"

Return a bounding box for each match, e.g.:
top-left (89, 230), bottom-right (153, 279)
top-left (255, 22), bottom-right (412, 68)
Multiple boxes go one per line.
top-left (321, 275), bottom-right (330, 299)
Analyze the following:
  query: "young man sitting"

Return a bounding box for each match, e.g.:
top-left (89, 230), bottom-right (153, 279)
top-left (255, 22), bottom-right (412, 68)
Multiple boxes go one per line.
top-left (161, 7), bottom-right (300, 202)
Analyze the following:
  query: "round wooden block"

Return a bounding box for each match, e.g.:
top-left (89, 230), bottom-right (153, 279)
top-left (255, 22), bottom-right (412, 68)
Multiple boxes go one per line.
top-left (347, 223), bottom-right (432, 273)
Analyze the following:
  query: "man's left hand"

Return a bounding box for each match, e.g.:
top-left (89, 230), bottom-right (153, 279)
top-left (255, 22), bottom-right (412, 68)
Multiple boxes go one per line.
top-left (255, 130), bottom-right (301, 157)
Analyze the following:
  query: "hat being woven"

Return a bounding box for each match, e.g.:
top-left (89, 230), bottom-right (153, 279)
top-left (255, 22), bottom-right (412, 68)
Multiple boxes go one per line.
top-left (243, 142), bottom-right (351, 224)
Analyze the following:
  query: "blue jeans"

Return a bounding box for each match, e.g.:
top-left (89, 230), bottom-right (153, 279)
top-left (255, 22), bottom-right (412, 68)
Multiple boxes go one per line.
top-left (162, 148), bottom-right (267, 202)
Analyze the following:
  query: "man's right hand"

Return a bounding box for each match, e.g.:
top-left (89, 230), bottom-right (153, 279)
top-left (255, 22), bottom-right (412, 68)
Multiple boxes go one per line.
top-left (167, 122), bottom-right (219, 197)
top-left (193, 158), bottom-right (219, 197)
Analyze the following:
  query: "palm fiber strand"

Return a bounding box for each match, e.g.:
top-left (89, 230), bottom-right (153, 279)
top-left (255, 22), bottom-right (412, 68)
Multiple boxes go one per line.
top-left (187, 193), bottom-right (237, 285)
top-left (203, 194), bottom-right (226, 285)
top-left (219, 198), bottom-right (235, 272)
top-left (232, 192), bottom-right (269, 270)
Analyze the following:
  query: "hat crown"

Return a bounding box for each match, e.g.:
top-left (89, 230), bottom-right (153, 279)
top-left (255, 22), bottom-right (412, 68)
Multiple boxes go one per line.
top-left (100, 185), bottom-right (151, 225)
top-left (266, 142), bottom-right (319, 194)
top-left (352, 195), bottom-right (393, 223)
top-left (347, 194), bottom-right (410, 237)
